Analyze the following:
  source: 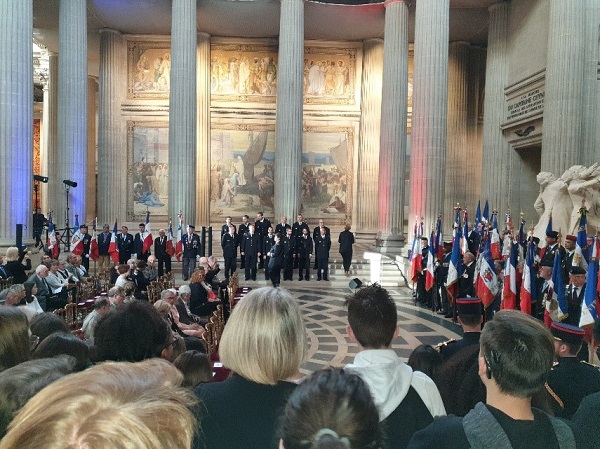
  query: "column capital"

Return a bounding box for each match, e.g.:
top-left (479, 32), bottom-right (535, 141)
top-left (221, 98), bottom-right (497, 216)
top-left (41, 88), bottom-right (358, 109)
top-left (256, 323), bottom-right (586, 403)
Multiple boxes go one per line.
top-left (197, 31), bottom-right (211, 40)
top-left (384, 0), bottom-right (407, 8)
top-left (100, 28), bottom-right (123, 37)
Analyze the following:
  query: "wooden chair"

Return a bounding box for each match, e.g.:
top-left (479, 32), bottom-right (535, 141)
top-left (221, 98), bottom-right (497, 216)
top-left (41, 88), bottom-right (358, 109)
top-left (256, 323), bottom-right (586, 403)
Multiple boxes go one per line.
top-left (0, 276), bottom-right (13, 290)
top-left (202, 321), bottom-right (216, 357)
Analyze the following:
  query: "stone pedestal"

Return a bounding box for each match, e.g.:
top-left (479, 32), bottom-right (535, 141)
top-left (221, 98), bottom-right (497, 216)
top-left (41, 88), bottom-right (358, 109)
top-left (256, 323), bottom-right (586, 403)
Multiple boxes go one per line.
top-left (0, 0), bottom-right (33, 245)
top-left (409, 0), bottom-right (450, 233)
top-left (274, 0), bottom-right (304, 221)
top-left (57, 0), bottom-right (87, 229)
top-left (169, 0), bottom-right (198, 223)
top-left (196, 33), bottom-right (211, 226)
top-left (378, 0), bottom-right (409, 242)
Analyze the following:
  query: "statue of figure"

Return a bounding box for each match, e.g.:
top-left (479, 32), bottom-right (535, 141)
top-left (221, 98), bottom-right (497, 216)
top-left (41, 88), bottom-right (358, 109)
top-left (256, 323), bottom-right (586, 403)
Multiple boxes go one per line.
top-left (533, 171), bottom-right (572, 243)
top-left (566, 163), bottom-right (600, 234)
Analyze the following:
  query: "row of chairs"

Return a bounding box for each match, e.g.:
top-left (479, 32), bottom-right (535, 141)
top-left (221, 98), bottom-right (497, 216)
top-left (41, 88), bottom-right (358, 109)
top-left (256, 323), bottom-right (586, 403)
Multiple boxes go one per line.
top-left (53, 299), bottom-right (96, 330)
top-left (147, 272), bottom-right (176, 303)
top-left (202, 304), bottom-right (225, 358)
top-left (0, 276), bottom-right (14, 291)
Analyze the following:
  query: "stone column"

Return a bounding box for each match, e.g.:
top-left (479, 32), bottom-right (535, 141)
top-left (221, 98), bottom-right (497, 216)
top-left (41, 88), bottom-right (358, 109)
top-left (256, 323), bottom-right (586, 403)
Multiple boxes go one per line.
top-left (582, 0), bottom-right (600, 165)
top-left (196, 32), bottom-right (211, 226)
top-left (86, 77), bottom-right (97, 223)
top-left (274, 0), bottom-right (304, 222)
top-left (409, 0), bottom-right (450, 233)
top-left (541, 0), bottom-right (585, 174)
top-left (57, 0), bottom-right (87, 230)
top-left (378, 0), bottom-right (409, 244)
top-left (445, 42), bottom-right (469, 220)
top-left (169, 0), bottom-right (197, 223)
top-left (481, 2), bottom-right (510, 214)
top-left (42, 53), bottom-right (59, 217)
top-left (356, 39), bottom-right (383, 235)
top-left (466, 46), bottom-right (486, 211)
top-left (0, 0), bottom-right (33, 244)
top-left (98, 29), bottom-right (126, 225)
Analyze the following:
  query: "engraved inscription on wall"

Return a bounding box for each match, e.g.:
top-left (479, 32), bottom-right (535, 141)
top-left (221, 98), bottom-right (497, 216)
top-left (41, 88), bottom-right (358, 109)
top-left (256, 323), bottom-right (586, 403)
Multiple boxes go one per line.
top-left (506, 87), bottom-right (545, 122)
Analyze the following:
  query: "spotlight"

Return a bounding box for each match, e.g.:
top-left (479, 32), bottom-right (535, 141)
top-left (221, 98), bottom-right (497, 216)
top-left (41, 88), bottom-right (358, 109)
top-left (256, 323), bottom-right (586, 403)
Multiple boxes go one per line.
top-left (63, 179), bottom-right (77, 188)
top-left (33, 174), bottom-right (48, 183)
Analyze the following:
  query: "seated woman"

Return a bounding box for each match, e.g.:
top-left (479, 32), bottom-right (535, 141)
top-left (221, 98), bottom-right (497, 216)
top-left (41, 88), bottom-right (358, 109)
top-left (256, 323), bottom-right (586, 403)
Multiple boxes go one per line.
top-left (114, 264), bottom-right (132, 288)
top-left (0, 308), bottom-right (30, 372)
top-left (18, 282), bottom-right (44, 322)
top-left (189, 268), bottom-right (220, 317)
top-left (1, 359), bottom-right (197, 449)
top-left (194, 286), bottom-right (307, 449)
top-left (279, 368), bottom-right (383, 449)
top-left (3, 247), bottom-right (31, 284)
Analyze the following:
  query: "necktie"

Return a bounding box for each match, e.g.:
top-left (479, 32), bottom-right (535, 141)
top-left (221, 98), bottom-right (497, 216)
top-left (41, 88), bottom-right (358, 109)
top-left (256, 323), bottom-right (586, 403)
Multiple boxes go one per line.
top-left (0, 265), bottom-right (6, 278)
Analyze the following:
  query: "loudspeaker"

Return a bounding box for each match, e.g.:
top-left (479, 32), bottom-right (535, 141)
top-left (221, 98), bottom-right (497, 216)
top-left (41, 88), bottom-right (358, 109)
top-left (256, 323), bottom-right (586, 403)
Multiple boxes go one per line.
top-left (349, 278), bottom-right (363, 289)
top-left (16, 224), bottom-right (23, 250)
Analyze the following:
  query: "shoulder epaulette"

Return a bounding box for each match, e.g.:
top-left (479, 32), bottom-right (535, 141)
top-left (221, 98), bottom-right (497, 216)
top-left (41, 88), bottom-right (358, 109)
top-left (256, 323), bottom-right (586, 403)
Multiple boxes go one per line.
top-left (552, 360), bottom-right (560, 367)
top-left (435, 339), bottom-right (456, 350)
top-left (581, 360), bottom-right (600, 369)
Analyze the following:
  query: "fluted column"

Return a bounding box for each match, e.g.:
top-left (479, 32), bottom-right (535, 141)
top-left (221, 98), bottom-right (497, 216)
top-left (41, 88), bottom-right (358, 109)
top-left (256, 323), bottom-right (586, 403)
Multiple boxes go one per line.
top-left (582, 0), bottom-right (600, 165)
top-left (466, 47), bottom-right (485, 212)
top-left (541, 0), bottom-right (585, 174)
top-left (169, 0), bottom-right (197, 222)
top-left (57, 0), bottom-right (87, 229)
top-left (98, 29), bottom-right (126, 224)
top-left (274, 0), bottom-right (304, 221)
top-left (378, 0), bottom-right (409, 242)
top-left (481, 2), bottom-right (510, 213)
top-left (356, 39), bottom-right (383, 233)
top-left (41, 53), bottom-right (58, 216)
top-left (0, 0), bottom-right (33, 244)
top-left (445, 42), bottom-right (469, 220)
top-left (409, 0), bottom-right (450, 233)
top-left (196, 32), bottom-right (211, 226)
top-left (86, 77), bottom-right (97, 223)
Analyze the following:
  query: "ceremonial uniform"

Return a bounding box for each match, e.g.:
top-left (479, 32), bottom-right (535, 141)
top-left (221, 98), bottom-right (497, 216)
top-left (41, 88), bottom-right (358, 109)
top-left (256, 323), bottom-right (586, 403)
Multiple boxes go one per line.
top-left (133, 232), bottom-right (150, 262)
top-left (221, 231), bottom-right (239, 279)
top-left (439, 298), bottom-right (483, 361)
top-left (314, 232), bottom-right (331, 281)
top-left (78, 229), bottom-right (92, 272)
top-left (296, 234), bottom-right (313, 281)
top-left (282, 232), bottom-right (295, 281)
top-left (221, 222), bottom-right (236, 238)
top-left (262, 233), bottom-right (275, 280)
top-left (237, 221), bottom-right (250, 269)
top-left (274, 222), bottom-right (291, 235)
top-left (458, 261), bottom-right (476, 297)
top-left (267, 242), bottom-right (283, 287)
top-left (564, 282), bottom-right (585, 327)
top-left (540, 242), bottom-right (566, 268)
top-left (182, 228), bottom-right (201, 281)
top-left (292, 220), bottom-right (309, 268)
top-left (435, 246), bottom-right (452, 316)
top-left (439, 332), bottom-right (481, 361)
top-left (118, 231), bottom-right (134, 264)
top-left (255, 217), bottom-right (271, 269)
top-left (313, 225), bottom-right (330, 269)
top-left (546, 322), bottom-right (600, 420)
top-left (241, 231), bottom-right (260, 281)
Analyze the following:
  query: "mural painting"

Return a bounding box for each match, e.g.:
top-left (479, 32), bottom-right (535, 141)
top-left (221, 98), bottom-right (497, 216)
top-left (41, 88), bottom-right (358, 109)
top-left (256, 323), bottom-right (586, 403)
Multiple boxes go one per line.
top-left (127, 122), bottom-right (169, 220)
top-left (210, 42), bottom-right (357, 105)
top-left (127, 41), bottom-right (171, 99)
top-left (210, 124), bottom-right (353, 224)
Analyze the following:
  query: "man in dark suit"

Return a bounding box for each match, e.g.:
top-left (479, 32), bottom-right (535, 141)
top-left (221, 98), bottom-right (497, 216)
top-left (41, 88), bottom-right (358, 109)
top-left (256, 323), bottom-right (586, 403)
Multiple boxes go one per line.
top-left (182, 225), bottom-right (201, 281)
top-left (133, 222), bottom-right (150, 262)
top-left (565, 266), bottom-right (586, 327)
top-left (296, 227), bottom-right (313, 281)
top-left (78, 225), bottom-right (93, 273)
top-left (439, 297), bottom-right (483, 361)
top-left (313, 219), bottom-right (331, 269)
top-left (536, 260), bottom-right (554, 320)
top-left (436, 241), bottom-right (453, 317)
top-left (241, 224), bottom-right (260, 281)
top-left (459, 251), bottom-right (476, 298)
top-left (292, 214), bottom-right (309, 269)
top-left (467, 224), bottom-right (481, 256)
top-left (154, 228), bottom-right (171, 277)
top-left (255, 212), bottom-right (271, 269)
top-left (282, 227), bottom-right (295, 281)
top-left (417, 237), bottom-right (432, 306)
top-left (118, 225), bottom-right (134, 264)
top-left (563, 234), bottom-right (576, 280)
top-left (546, 322), bottom-right (600, 419)
top-left (314, 227), bottom-right (331, 281)
top-left (221, 224), bottom-right (239, 279)
top-left (27, 264), bottom-right (56, 311)
top-left (238, 215), bottom-right (250, 269)
top-left (97, 224), bottom-right (112, 272)
top-left (275, 215), bottom-right (291, 235)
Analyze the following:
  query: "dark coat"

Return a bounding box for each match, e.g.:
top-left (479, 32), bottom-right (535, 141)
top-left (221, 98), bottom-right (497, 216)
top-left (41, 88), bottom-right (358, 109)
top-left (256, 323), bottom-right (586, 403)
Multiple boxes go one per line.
top-left (338, 230), bottom-right (355, 254)
top-left (221, 232), bottom-right (239, 258)
top-left (182, 233), bottom-right (201, 258)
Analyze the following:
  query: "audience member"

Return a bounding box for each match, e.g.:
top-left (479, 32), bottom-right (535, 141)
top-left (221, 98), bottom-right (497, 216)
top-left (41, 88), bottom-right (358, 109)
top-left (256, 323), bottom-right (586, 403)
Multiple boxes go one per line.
top-left (94, 300), bottom-right (173, 362)
top-left (174, 350), bottom-right (213, 388)
top-left (0, 308), bottom-right (30, 372)
top-left (18, 281), bottom-right (44, 322)
top-left (0, 359), bottom-right (197, 449)
top-left (189, 268), bottom-right (219, 316)
top-left (345, 284), bottom-right (445, 449)
top-left (28, 312), bottom-right (69, 345)
top-left (107, 285), bottom-right (126, 308)
top-left (408, 310), bottom-right (576, 449)
top-left (195, 287), bottom-right (307, 449)
top-left (176, 284), bottom-right (205, 327)
top-left (279, 368), bottom-right (383, 449)
top-left (0, 356), bottom-right (77, 438)
top-left (32, 332), bottom-right (91, 371)
top-left (3, 247), bottom-right (31, 285)
top-left (407, 344), bottom-right (444, 380)
top-left (81, 297), bottom-right (111, 344)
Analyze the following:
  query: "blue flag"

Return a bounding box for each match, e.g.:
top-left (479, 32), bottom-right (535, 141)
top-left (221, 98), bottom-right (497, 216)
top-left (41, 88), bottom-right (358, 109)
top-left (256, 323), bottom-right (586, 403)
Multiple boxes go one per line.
top-left (579, 237), bottom-right (598, 327)
top-left (551, 248), bottom-right (568, 321)
top-left (483, 201), bottom-right (489, 224)
top-left (574, 211), bottom-right (589, 269)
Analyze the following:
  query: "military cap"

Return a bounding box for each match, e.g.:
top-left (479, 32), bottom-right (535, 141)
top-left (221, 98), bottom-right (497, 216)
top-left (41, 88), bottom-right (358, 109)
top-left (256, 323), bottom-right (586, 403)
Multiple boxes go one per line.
top-left (456, 297), bottom-right (482, 316)
top-left (546, 230), bottom-right (559, 239)
top-left (570, 266), bottom-right (587, 275)
top-left (550, 322), bottom-right (585, 346)
top-left (565, 234), bottom-right (577, 242)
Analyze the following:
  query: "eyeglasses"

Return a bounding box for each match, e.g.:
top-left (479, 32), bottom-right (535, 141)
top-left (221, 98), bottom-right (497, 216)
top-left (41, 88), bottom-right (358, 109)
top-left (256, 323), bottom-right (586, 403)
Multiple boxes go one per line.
top-left (165, 334), bottom-right (182, 349)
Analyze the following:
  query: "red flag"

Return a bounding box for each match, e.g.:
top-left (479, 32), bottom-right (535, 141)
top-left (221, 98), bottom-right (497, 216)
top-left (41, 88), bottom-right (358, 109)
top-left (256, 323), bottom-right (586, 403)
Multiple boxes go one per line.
top-left (410, 222), bottom-right (424, 284)
top-left (166, 221), bottom-right (176, 257)
top-left (89, 224), bottom-right (99, 261)
top-left (70, 230), bottom-right (83, 256)
top-left (519, 240), bottom-right (537, 315)
top-left (501, 240), bottom-right (518, 310)
top-left (108, 221), bottom-right (119, 264)
top-left (425, 230), bottom-right (435, 291)
top-left (475, 242), bottom-right (497, 309)
top-left (142, 211), bottom-right (153, 254)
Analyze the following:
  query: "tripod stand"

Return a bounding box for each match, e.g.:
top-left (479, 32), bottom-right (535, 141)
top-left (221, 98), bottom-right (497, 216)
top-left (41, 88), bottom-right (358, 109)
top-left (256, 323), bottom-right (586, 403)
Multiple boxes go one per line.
top-left (61, 184), bottom-right (72, 251)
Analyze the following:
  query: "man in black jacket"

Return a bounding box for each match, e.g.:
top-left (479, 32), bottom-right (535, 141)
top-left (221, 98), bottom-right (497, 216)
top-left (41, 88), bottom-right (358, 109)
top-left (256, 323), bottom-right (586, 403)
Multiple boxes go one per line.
top-left (154, 229), bottom-right (171, 277)
top-left (221, 224), bottom-right (239, 280)
top-left (118, 226), bottom-right (134, 264)
top-left (296, 228), bottom-right (313, 281)
top-left (241, 224), bottom-right (260, 281)
top-left (314, 227), bottom-right (331, 281)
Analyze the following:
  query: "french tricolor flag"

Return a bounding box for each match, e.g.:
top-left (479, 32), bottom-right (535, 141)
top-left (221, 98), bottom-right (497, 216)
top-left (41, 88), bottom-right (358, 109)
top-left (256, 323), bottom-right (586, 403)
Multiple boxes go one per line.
top-left (108, 221), bottom-right (119, 264)
top-left (579, 237), bottom-right (599, 328)
top-left (142, 211), bottom-right (153, 254)
top-left (47, 215), bottom-right (60, 259)
top-left (475, 239), bottom-right (497, 309)
top-left (501, 239), bottom-right (518, 310)
top-left (425, 229), bottom-right (435, 291)
top-left (410, 221), bottom-right (424, 284)
top-left (176, 213), bottom-right (183, 262)
top-left (166, 220), bottom-right (176, 257)
top-left (490, 213), bottom-right (501, 260)
top-left (519, 239), bottom-right (537, 315)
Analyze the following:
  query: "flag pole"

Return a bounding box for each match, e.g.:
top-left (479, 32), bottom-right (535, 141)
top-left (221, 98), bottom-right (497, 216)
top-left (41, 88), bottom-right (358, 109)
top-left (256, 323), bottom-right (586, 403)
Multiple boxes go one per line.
top-left (93, 217), bottom-right (97, 277)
